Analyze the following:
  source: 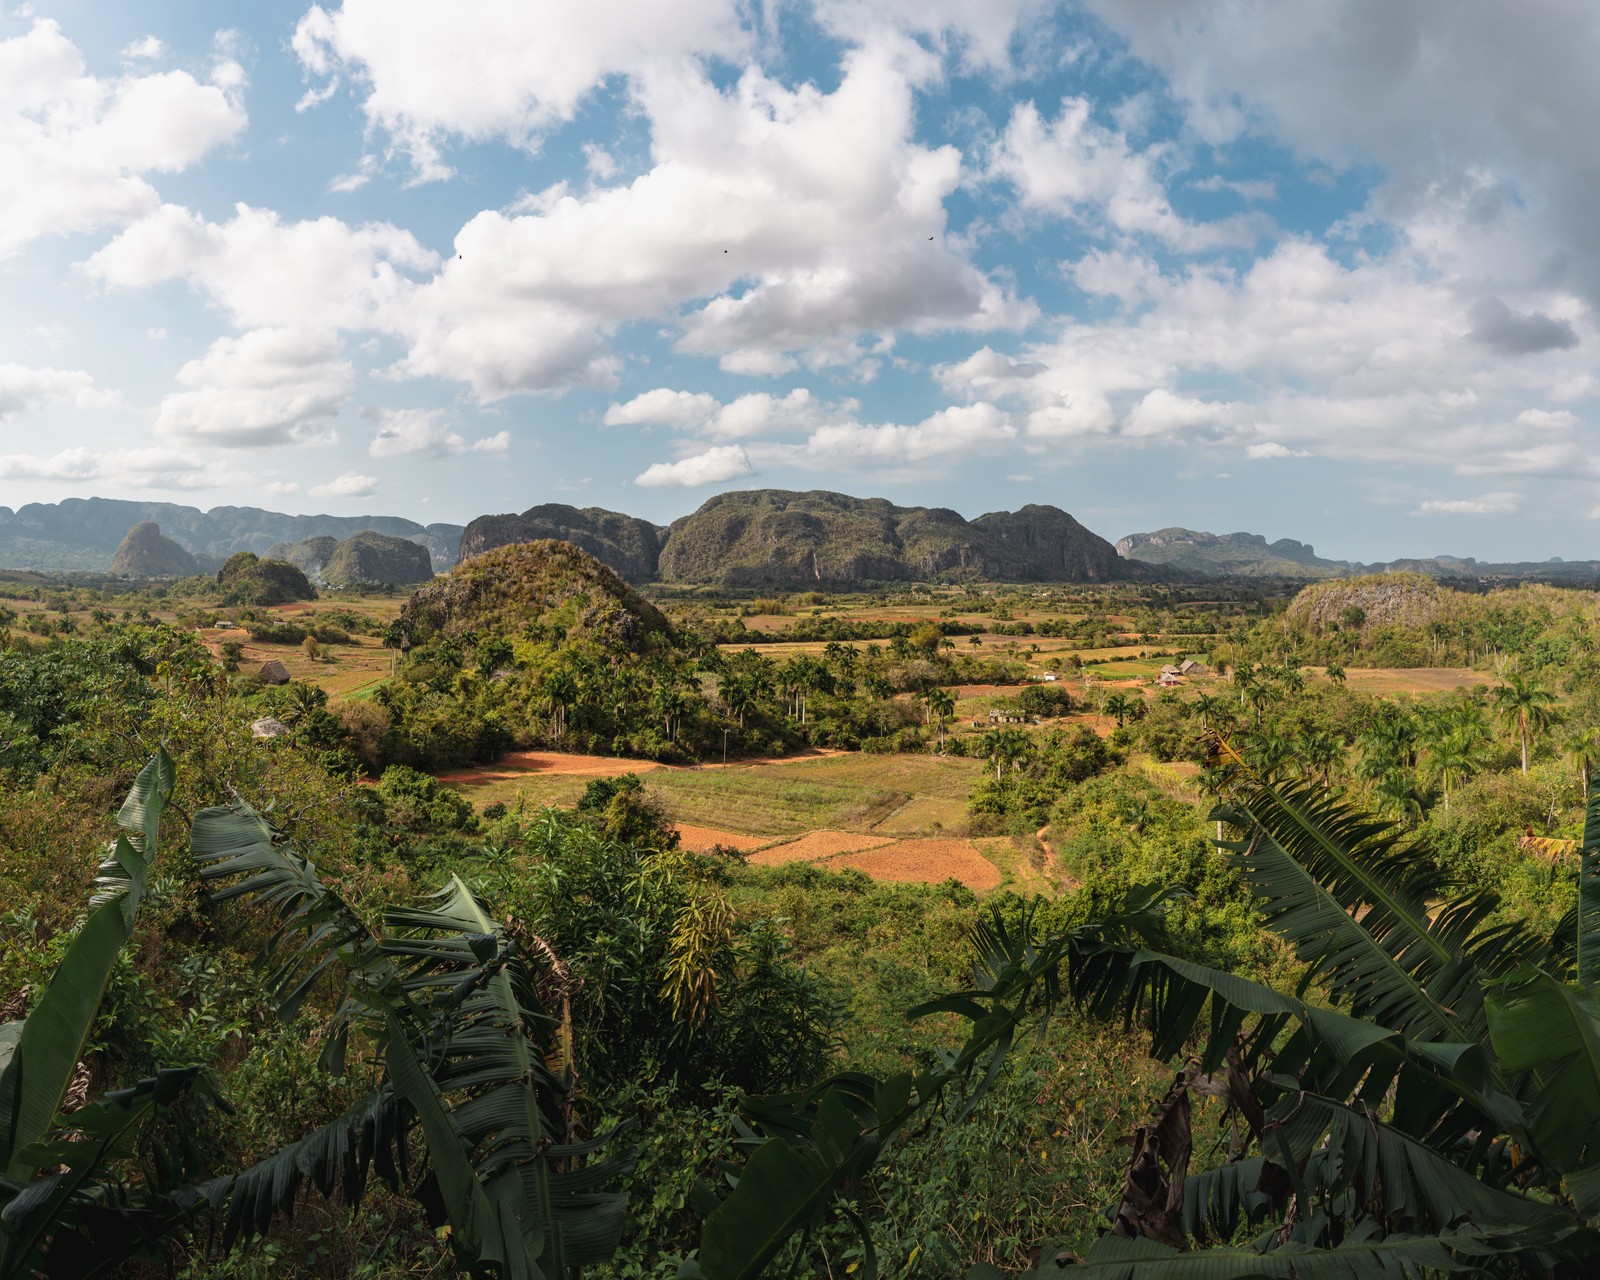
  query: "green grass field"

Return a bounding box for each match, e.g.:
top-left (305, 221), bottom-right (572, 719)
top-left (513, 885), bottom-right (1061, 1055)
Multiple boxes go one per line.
top-left (456, 752), bottom-right (984, 838)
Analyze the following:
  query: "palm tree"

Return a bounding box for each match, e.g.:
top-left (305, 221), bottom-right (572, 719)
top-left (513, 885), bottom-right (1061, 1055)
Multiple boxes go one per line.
top-left (925, 687), bottom-right (955, 751)
top-left (1191, 692), bottom-right (1224, 732)
top-left (1494, 670), bottom-right (1561, 773)
top-left (1103, 691), bottom-right (1135, 727)
top-left (1570, 726), bottom-right (1600, 787)
top-left (1297, 728), bottom-right (1343, 786)
top-left (981, 727), bottom-right (1031, 782)
top-left (541, 667), bottom-right (578, 741)
top-left (1428, 724), bottom-right (1491, 811)
top-left (1323, 660), bottom-right (1346, 686)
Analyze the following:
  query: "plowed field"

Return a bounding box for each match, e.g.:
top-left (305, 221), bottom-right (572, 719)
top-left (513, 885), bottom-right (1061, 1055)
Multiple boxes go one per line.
top-left (672, 824), bottom-right (769, 853)
top-left (749, 830), bottom-right (891, 865)
top-left (830, 839), bottom-right (1002, 891)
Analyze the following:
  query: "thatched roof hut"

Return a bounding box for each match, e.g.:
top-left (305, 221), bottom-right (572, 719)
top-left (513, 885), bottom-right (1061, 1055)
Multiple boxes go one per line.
top-left (257, 659), bottom-right (291, 685)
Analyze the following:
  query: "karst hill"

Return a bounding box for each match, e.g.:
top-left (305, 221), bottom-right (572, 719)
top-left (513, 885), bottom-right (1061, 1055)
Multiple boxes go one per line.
top-left (460, 488), bottom-right (1156, 586)
top-left (108, 521), bottom-right (200, 578)
top-left (400, 539), bottom-right (673, 654)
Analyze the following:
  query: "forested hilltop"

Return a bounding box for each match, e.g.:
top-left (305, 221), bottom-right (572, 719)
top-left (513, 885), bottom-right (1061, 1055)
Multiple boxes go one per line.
top-left (2, 546), bottom-right (1600, 1277)
top-left (463, 488), bottom-right (1155, 585)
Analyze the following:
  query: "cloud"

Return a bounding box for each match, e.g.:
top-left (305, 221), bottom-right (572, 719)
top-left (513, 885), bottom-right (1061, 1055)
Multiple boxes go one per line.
top-left (0, 444), bottom-right (237, 490)
top-left (368, 407), bottom-right (509, 456)
top-left (1081, 1), bottom-right (1600, 307)
top-left (797, 402), bottom-right (1016, 463)
top-left (812, 0), bottom-right (1055, 71)
top-left (291, 0), bottom-right (750, 180)
top-left (120, 36), bottom-right (165, 60)
top-left (0, 363), bottom-right (117, 420)
top-left (634, 444), bottom-right (752, 487)
top-left (940, 237), bottom-right (1600, 476)
top-left (154, 328), bottom-right (353, 447)
top-left (604, 388), bottom-right (720, 431)
top-left (1516, 408), bottom-right (1580, 430)
top-left (310, 470), bottom-right (379, 498)
top-left (1467, 296), bottom-right (1579, 354)
top-left (989, 99), bottom-right (1268, 252)
top-left (1244, 441), bottom-right (1303, 459)
top-left (391, 46), bottom-right (1031, 397)
top-left (0, 20), bottom-right (244, 257)
top-left (1190, 174), bottom-right (1278, 202)
top-left (1415, 492), bottom-right (1522, 516)
top-left (1124, 389), bottom-right (1237, 438)
top-left (87, 202), bottom-right (438, 331)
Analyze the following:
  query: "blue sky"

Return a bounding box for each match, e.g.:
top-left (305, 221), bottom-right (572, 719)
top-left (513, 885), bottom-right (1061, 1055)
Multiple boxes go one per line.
top-left (2, 0), bottom-right (1598, 562)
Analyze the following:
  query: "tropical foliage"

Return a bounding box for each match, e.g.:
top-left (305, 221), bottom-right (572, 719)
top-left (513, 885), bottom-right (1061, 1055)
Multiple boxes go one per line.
top-left (684, 747), bottom-right (1600, 1277)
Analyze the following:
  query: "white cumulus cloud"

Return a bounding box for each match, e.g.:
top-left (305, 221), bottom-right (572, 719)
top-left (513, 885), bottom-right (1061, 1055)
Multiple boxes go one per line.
top-left (368, 407), bottom-right (509, 456)
top-left (291, 0), bottom-right (750, 180)
top-left (154, 328), bottom-right (353, 447)
top-left (0, 20), bottom-right (244, 257)
top-left (634, 444), bottom-right (753, 487)
top-left (1415, 492), bottom-right (1522, 516)
top-left (0, 363), bottom-right (117, 420)
top-left (310, 470), bottom-right (379, 498)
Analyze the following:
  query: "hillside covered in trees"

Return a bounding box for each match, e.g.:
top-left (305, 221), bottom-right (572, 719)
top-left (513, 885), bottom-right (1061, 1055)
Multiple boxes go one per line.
top-left (2, 549), bottom-right (1600, 1278)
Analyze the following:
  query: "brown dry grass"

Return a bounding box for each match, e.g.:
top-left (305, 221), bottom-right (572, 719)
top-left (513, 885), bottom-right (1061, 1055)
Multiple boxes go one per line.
top-left (831, 839), bottom-right (1002, 891)
top-left (672, 824), bottom-right (770, 853)
top-left (434, 751), bottom-right (666, 788)
top-left (1337, 667), bottom-right (1498, 695)
top-left (748, 830), bottom-right (892, 865)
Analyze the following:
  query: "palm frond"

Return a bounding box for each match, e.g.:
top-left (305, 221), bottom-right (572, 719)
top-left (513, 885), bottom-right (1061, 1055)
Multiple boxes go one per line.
top-left (1217, 768), bottom-right (1547, 1038)
top-left (1578, 768), bottom-right (1600, 988)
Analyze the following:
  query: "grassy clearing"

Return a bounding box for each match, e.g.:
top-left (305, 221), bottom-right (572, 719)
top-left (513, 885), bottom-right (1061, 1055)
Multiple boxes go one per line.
top-left (1337, 666), bottom-right (1499, 696)
top-left (641, 753), bottom-right (984, 836)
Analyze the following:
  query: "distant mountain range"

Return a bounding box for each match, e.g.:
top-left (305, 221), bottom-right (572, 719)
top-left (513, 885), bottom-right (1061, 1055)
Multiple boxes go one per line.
top-left (6, 492), bottom-right (1596, 587)
top-left (0, 498), bottom-right (463, 574)
top-left (1115, 526), bottom-right (1600, 582)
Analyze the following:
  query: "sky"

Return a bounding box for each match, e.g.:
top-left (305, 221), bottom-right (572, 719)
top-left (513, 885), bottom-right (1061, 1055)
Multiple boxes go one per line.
top-left (2, 0), bottom-right (1598, 562)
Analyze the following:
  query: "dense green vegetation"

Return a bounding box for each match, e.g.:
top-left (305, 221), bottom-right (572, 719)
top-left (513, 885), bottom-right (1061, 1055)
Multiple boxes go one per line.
top-left (2, 555), bottom-right (1599, 1277)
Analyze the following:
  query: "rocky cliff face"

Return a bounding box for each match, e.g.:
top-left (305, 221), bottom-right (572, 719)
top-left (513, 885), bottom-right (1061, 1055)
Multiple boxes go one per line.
top-left (323, 532), bottom-right (435, 587)
top-left (265, 535), bottom-right (341, 581)
top-left (973, 505), bottom-right (1141, 581)
top-left (653, 489), bottom-right (1153, 585)
top-left (458, 504), bottom-right (664, 580)
top-left (108, 522), bottom-right (200, 578)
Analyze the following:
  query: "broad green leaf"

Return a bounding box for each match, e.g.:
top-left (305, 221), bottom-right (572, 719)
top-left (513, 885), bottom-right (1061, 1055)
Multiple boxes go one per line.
top-left (1485, 971), bottom-right (1600, 1173)
top-left (0, 751), bottom-right (172, 1177)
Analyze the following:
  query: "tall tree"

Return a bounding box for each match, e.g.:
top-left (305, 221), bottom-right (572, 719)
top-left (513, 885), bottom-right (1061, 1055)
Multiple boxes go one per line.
top-left (1494, 670), bottom-right (1561, 773)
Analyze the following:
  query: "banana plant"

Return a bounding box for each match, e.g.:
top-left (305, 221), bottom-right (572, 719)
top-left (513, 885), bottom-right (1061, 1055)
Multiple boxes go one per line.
top-left (187, 796), bottom-right (635, 1278)
top-left (0, 752), bottom-right (216, 1278)
top-left (1, 757), bottom-right (632, 1279)
top-left (684, 754), bottom-right (1600, 1277)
